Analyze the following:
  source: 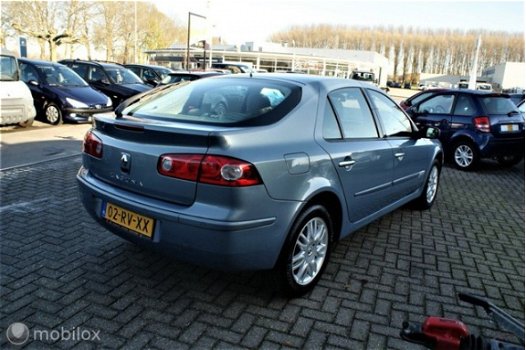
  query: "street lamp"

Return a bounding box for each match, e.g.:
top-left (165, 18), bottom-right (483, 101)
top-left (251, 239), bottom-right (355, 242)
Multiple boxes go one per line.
top-left (186, 12), bottom-right (207, 70)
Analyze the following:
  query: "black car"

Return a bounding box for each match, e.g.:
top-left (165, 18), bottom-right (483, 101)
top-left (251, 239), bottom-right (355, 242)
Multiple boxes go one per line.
top-left (124, 64), bottom-right (174, 87)
top-left (18, 58), bottom-right (113, 125)
top-left (406, 89), bottom-right (524, 170)
top-left (59, 59), bottom-right (151, 108)
top-left (160, 71), bottom-right (223, 85)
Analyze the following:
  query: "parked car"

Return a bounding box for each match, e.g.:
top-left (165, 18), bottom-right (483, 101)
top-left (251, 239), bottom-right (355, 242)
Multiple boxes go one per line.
top-left (18, 58), bottom-right (113, 125)
top-left (405, 89), bottom-right (524, 170)
top-left (77, 74), bottom-right (443, 296)
top-left (124, 64), bottom-right (174, 87)
top-left (59, 59), bottom-right (151, 108)
top-left (399, 89), bottom-right (448, 111)
top-left (114, 71), bottom-right (224, 113)
top-left (0, 48), bottom-right (35, 127)
top-left (159, 71), bottom-right (223, 85)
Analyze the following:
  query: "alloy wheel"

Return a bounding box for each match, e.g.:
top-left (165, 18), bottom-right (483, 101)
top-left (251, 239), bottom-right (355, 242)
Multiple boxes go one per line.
top-left (291, 217), bottom-right (328, 286)
top-left (454, 144), bottom-right (473, 168)
top-left (426, 165), bottom-right (439, 204)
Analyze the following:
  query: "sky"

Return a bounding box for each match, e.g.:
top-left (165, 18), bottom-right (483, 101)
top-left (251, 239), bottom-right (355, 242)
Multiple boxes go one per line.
top-left (153, 0), bottom-right (525, 44)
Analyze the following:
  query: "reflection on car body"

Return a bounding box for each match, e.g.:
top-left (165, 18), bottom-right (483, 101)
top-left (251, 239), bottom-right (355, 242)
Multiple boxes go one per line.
top-left (78, 73), bottom-right (443, 296)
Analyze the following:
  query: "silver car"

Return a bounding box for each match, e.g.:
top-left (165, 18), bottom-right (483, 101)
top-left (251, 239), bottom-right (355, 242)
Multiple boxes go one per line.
top-left (78, 74), bottom-right (443, 296)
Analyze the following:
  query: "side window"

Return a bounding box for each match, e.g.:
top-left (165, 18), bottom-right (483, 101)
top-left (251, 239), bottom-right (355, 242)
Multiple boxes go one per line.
top-left (19, 63), bottom-right (39, 83)
top-left (143, 69), bottom-right (157, 81)
top-left (69, 63), bottom-right (88, 79)
top-left (88, 66), bottom-right (108, 83)
top-left (128, 66), bottom-right (141, 77)
top-left (323, 100), bottom-right (342, 140)
top-left (453, 95), bottom-right (476, 116)
top-left (368, 90), bottom-right (413, 137)
top-left (328, 88), bottom-right (378, 139)
top-left (417, 94), bottom-right (454, 114)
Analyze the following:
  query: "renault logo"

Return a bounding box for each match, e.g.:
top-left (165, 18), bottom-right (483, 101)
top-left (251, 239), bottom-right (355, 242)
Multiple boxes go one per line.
top-left (120, 153), bottom-right (131, 173)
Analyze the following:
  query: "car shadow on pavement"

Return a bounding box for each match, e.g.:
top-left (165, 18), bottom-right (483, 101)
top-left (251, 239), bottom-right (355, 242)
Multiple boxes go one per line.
top-left (0, 139), bottom-right (83, 170)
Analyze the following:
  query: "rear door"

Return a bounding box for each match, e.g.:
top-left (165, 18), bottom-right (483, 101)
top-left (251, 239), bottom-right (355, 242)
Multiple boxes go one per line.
top-left (412, 92), bottom-right (455, 143)
top-left (318, 87), bottom-right (394, 223)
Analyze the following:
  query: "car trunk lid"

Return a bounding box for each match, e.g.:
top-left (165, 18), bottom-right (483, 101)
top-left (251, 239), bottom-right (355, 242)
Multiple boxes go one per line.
top-left (84, 115), bottom-right (219, 206)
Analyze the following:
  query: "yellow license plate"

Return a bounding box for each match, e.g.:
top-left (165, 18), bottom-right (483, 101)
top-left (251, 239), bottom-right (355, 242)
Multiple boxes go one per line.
top-left (103, 202), bottom-right (155, 238)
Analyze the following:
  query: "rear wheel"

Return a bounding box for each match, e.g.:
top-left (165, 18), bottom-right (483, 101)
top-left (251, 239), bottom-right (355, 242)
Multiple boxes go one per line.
top-left (277, 205), bottom-right (333, 297)
top-left (45, 103), bottom-right (63, 125)
top-left (452, 140), bottom-right (479, 170)
top-left (497, 155), bottom-right (522, 167)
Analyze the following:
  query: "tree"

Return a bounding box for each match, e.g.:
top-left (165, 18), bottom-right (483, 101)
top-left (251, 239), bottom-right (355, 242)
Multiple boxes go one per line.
top-left (2, 1), bottom-right (80, 60)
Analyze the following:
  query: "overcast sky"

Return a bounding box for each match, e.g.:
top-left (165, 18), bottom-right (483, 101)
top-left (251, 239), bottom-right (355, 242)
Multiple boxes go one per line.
top-left (153, 0), bottom-right (525, 44)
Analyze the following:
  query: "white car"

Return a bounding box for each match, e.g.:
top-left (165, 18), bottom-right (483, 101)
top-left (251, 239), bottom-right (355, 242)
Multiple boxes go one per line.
top-left (0, 48), bottom-right (36, 127)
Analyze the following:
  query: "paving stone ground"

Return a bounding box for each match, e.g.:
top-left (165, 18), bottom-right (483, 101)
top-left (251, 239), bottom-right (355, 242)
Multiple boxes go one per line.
top-left (0, 156), bottom-right (524, 349)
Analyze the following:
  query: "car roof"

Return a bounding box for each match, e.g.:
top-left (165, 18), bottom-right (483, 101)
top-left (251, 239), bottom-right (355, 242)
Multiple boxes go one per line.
top-left (18, 58), bottom-right (63, 67)
top-left (125, 64), bottom-right (171, 70)
top-left (218, 73), bottom-right (374, 88)
top-left (59, 59), bottom-right (123, 68)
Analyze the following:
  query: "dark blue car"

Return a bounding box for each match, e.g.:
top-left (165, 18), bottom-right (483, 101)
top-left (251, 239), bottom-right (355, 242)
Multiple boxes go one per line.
top-left (406, 89), bottom-right (524, 169)
top-left (18, 58), bottom-right (113, 125)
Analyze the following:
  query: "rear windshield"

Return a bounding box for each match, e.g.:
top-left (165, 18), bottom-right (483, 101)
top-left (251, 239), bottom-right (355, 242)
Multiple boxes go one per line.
top-left (122, 77), bottom-right (301, 126)
top-left (480, 96), bottom-right (519, 114)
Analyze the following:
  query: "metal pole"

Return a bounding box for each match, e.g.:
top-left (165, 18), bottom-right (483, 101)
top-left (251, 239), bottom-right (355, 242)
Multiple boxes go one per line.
top-left (186, 12), bottom-right (191, 70)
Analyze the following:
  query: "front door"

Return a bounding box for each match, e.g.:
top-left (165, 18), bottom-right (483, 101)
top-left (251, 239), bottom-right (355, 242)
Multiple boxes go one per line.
top-left (318, 87), bottom-right (394, 223)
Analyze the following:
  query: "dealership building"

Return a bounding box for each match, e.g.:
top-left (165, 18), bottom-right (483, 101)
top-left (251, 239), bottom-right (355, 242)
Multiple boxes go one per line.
top-left (144, 41), bottom-right (390, 87)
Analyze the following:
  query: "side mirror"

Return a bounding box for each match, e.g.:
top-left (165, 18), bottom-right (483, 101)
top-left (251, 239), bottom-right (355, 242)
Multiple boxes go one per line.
top-left (424, 126), bottom-right (440, 139)
top-left (407, 106), bottom-right (418, 116)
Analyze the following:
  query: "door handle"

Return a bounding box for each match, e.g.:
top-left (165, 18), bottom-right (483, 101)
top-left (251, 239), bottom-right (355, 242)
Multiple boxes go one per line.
top-left (339, 160), bottom-right (356, 167)
top-left (394, 152), bottom-right (405, 161)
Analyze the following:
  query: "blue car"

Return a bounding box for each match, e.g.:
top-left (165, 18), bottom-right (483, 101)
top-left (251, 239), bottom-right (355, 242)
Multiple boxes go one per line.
top-left (77, 74), bottom-right (443, 296)
top-left (406, 89), bottom-right (524, 169)
top-left (18, 58), bottom-right (113, 125)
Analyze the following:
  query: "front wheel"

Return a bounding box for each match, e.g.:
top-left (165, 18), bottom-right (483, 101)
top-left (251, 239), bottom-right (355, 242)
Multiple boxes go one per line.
top-left (45, 103), bottom-right (63, 125)
top-left (277, 205), bottom-right (333, 297)
top-left (411, 160), bottom-right (441, 210)
top-left (452, 141), bottom-right (479, 170)
top-left (18, 118), bottom-right (34, 128)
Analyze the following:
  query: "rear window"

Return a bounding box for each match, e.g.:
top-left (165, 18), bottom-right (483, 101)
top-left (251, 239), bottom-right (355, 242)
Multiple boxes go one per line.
top-left (122, 78), bottom-right (301, 126)
top-left (480, 96), bottom-right (518, 114)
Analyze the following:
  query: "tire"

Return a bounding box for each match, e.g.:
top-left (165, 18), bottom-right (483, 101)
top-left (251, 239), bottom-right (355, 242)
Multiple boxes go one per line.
top-left (452, 140), bottom-right (479, 170)
top-left (411, 160), bottom-right (441, 210)
top-left (277, 205), bottom-right (333, 297)
top-left (45, 103), bottom-right (63, 125)
top-left (212, 102), bottom-right (227, 118)
top-left (18, 118), bottom-right (34, 128)
top-left (497, 155), bottom-right (522, 168)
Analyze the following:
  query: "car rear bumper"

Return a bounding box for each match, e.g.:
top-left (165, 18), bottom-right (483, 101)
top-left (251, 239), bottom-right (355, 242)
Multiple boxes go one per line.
top-left (77, 166), bottom-right (300, 271)
top-left (480, 136), bottom-right (525, 158)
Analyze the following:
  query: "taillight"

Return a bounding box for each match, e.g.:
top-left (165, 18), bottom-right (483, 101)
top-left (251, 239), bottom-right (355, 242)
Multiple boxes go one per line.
top-left (158, 154), bottom-right (262, 187)
top-left (83, 130), bottom-right (103, 158)
top-left (158, 154), bottom-right (203, 181)
top-left (473, 116), bottom-right (490, 133)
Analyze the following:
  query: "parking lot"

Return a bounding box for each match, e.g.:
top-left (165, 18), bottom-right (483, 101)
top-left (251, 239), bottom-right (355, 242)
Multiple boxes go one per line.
top-left (0, 119), bottom-right (524, 348)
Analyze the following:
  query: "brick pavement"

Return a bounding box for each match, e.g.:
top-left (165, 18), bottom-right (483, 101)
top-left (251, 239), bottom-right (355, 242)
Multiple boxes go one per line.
top-left (0, 156), bottom-right (524, 349)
